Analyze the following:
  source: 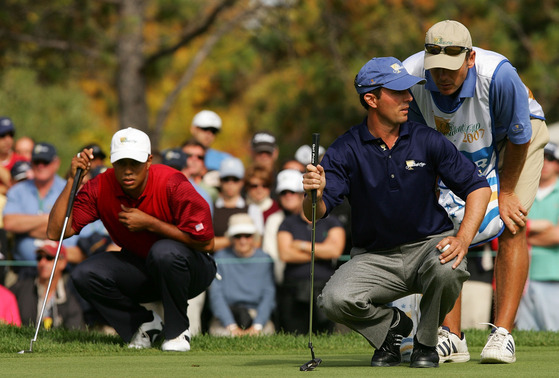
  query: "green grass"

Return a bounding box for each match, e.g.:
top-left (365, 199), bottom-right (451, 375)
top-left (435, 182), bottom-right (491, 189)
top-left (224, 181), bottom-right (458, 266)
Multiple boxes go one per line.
top-left (2, 324), bottom-right (559, 377)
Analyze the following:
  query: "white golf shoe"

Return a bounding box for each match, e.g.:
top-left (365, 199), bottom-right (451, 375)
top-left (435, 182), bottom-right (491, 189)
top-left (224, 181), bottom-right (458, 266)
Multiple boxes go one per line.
top-left (162, 329), bottom-right (191, 352)
top-left (128, 311), bottom-right (163, 349)
top-left (480, 324), bottom-right (516, 363)
top-left (436, 326), bottom-right (470, 363)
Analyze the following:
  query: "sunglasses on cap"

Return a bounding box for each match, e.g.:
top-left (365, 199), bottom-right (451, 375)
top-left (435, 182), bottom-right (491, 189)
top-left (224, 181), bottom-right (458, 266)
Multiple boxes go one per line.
top-left (198, 127), bottom-right (220, 135)
top-left (36, 254), bottom-right (55, 262)
top-left (424, 44), bottom-right (471, 56)
top-left (233, 234), bottom-right (254, 239)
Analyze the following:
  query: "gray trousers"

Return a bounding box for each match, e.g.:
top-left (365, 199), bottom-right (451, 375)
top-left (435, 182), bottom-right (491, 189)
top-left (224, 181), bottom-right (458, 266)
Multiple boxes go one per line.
top-left (317, 230), bottom-right (469, 348)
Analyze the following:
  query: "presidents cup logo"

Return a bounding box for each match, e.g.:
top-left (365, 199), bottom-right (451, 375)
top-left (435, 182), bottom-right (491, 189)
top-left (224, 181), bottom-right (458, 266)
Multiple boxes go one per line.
top-left (434, 115), bottom-right (452, 135)
top-left (405, 160), bottom-right (426, 170)
top-left (391, 63), bottom-right (404, 73)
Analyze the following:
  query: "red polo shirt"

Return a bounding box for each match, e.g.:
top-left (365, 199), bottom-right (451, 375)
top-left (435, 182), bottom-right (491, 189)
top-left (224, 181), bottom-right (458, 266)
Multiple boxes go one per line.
top-left (71, 164), bottom-right (214, 258)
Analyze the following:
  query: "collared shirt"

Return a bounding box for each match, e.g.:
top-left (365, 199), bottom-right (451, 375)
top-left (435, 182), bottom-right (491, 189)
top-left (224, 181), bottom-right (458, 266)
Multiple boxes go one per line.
top-left (320, 119), bottom-right (488, 251)
top-left (409, 54), bottom-right (533, 145)
top-left (72, 164), bottom-right (214, 258)
top-left (4, 176), bottom-right (77, 261)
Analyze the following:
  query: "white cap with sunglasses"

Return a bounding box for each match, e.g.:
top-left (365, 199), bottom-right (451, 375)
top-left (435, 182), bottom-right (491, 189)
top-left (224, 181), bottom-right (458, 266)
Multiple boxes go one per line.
top-left (424, 20), bottom-right (472, 71)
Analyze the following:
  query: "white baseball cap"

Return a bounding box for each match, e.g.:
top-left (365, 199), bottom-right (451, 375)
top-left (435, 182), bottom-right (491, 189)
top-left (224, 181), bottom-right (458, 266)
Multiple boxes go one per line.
top-left (219, 157), bottom-right (245, 179)
top-left (276, 169), bottom-right (304, 194)
top-left (110, 127), bottom-right (151, 163)
top-left (225, 213), bottom-right (258, 238)
top-left (192, 110), bottom-right (222, 130)
top-left (294, 144), bottom-right (326, 166)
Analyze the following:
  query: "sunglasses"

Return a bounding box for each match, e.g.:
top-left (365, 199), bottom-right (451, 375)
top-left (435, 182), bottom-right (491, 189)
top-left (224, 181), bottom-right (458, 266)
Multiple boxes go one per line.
top-left (36, 254), bottom-right (55, 262)
top-left (187, 154), bottom-right (205, 160)
top-left (279, 190), bottom-right (296, 196)
top-left (233, 234), bottom-right (253, 239)
top-left (198, 127), bottom-right (220, 135)
top-left (544, 154), bottom-right (556, 162)
top-left (248, 183), bottom-right (268, 189)
top-left (32, 160), bottom-right (52, 166)
top-left (221, 176), bottom-right (240, 183)
top-left (424, 44), bottom-right (470, 56)
top-left (0, 132), bottom-right (14, 138)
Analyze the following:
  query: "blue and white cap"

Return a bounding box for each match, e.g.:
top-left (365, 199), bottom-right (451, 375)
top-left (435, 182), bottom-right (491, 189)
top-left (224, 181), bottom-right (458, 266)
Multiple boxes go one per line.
top-left (354, 57), bottom-right (425, 94)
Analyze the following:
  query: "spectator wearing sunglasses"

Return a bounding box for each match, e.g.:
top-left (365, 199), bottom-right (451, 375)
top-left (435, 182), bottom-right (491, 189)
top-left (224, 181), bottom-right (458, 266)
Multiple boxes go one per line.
top-left (209, 213), bottom-right (275, 336)
top-left (3, 142), bottom-right (78, 270)
top-left (403, 20), bottom-right (549, 364)
top-left (213, 157), bottom-right (264, 251)
top-left (244, 165), bottom-right (280, 223)
top-left (189, 110), bottom-right (232, 172)
top-left (182, 138), bottom-right (219, 203)
top-left (0, 117), bottom-right (27, 172)
top-left (8, 240), bottom-right (85, 329)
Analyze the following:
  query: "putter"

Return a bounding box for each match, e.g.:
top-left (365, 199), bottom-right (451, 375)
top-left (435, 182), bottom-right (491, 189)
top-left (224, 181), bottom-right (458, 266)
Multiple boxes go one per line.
top-left (18, 168), bottom-right (83, 354)
top-left (300, 133), bottom-right (323, 371)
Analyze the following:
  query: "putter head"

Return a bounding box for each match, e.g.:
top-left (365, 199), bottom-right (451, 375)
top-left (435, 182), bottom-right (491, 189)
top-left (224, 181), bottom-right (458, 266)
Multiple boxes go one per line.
top-left (300, 358), bottom-right (322, 371)
top-left (18, 350), bottom-right (32, 354)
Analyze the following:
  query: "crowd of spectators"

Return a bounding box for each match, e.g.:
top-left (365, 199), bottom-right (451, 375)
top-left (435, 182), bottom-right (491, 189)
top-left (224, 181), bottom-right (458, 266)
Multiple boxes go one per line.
top-left (1, 110), bottom-right (557, 341)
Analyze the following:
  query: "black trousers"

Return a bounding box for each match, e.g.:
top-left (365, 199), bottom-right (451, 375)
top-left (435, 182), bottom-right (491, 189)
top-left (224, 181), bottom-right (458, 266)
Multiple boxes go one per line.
top-left (71, 239), bottom-right (216, 342)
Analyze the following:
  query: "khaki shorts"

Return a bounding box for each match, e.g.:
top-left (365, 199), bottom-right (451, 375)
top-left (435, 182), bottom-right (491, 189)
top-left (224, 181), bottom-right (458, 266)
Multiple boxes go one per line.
top-left (497, 118), bottom-right (549, 212)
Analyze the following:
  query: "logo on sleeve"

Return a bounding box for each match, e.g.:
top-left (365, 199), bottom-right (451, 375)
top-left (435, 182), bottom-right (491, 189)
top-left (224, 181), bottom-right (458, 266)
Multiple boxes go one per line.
top-left (195, 223), bottom-right (204, 232)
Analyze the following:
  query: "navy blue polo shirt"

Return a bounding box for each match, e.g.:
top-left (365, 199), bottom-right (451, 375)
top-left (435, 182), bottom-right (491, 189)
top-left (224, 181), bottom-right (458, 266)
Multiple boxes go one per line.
top-left (321, 119), bottom-right (488, 251)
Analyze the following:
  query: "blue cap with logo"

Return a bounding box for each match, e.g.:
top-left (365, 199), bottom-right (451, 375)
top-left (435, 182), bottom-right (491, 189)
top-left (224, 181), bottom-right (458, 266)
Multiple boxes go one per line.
top-left (0, 117), bottom-right (15, 135)
top-left (161, 148), bottom-right (187, 171)
top-left (354, 57), bottom-right (426, 94)
top-left (32, 142), bottom-right (57, 163)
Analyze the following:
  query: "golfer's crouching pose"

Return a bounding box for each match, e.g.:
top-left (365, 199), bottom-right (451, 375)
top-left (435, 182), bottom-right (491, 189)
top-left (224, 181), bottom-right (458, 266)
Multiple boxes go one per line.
top-left (47, 127), bottom-right (216, 352)
top-left (302, 57), bottom-right (491, 368)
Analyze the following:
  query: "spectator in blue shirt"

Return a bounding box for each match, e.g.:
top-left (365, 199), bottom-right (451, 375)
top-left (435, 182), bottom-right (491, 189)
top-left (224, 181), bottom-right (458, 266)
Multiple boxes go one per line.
top-left (303, 56), bottom-right (491, 368)
top-left (209, 213), bottom-right (275, 336)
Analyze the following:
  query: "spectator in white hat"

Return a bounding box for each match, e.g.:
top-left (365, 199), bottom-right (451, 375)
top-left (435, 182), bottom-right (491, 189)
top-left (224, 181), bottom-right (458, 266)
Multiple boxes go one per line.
top-left (213, 157), bottom-right (264, 251)
top-left (189, 110), bottom-right (232, 172)
top-left (209, 213), bottom-right (275, 337)
top-left (262, 169), bottom-right (306, 284)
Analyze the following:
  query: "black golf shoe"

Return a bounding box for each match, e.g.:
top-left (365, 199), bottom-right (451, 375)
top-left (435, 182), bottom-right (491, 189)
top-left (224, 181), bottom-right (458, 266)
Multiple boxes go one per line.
top-left (410, 337), bottom-right (439, 368)
top-left (371, 308), bottom-right (413, 367)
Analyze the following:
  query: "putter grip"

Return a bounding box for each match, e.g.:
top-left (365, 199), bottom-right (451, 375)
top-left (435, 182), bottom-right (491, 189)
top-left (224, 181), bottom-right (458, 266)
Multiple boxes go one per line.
top-left (66, 168), bottom-right (83, 218)
top-left (311, 133), bottom-right (320, 203)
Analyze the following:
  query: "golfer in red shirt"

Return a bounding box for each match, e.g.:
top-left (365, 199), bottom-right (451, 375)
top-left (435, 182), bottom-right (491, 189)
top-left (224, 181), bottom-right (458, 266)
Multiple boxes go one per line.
top-left (48, 127), bottom-right (216, 352)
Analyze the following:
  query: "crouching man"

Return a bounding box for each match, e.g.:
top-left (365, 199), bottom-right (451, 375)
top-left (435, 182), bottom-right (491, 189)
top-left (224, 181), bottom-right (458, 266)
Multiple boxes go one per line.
top-left (47, 127), bottom-right (216, 352)
top-left (302, 57), bottom-right (490, 367)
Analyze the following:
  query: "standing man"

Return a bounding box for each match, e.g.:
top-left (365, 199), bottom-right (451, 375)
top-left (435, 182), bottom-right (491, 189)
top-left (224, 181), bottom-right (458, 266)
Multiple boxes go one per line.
top-left (403, 20), bottom-right (549, 363)
top-left (303, 57), bottom-right (490, 368)
top-left (47, 127), bottom-right (216, 352)
top-left (189, 110), bottom-right (232, 172)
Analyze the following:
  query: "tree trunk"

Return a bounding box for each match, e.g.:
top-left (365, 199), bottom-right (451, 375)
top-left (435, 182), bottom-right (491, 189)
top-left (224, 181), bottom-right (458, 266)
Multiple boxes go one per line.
top-left (116, 0), bottom-right (149, 136)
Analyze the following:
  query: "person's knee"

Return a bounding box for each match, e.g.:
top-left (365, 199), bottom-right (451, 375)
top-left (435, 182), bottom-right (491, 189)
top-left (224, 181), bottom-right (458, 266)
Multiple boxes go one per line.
top-left (71, 262), bottom-right (96, 294)
top-left (319, 286), bottom-right (359, 322)
top-left (423, 258), bottom-right (468, 288)
top-left (148, 239), bottom-right (190, 268)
